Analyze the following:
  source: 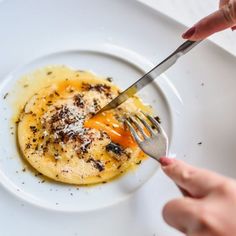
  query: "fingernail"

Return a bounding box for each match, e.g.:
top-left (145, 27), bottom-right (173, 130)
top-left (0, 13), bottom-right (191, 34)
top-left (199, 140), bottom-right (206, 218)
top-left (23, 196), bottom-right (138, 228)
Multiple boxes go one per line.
top-left (159, 157), bottom-right (174, 166)
top-left (182, 27), bottom-right (196, 39)
top-left (231, 26), bottom-right (236, 31)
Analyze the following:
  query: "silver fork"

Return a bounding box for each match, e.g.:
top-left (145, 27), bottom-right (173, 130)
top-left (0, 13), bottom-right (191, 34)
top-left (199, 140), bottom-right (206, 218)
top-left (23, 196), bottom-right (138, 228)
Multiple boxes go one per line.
top-left (125, 113), bottom-right (168, 163)
top-left (125, 113), bottom-right (188, 196)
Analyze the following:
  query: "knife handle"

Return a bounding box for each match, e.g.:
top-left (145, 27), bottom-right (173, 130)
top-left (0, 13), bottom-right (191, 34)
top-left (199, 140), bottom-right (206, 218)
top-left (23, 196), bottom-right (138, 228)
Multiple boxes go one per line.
top-left (174, 40), bottom-right (202, 57)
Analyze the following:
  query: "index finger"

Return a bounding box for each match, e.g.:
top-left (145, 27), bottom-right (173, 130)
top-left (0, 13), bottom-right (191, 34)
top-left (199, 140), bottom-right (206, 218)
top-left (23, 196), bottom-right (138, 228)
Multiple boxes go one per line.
top-left (160, 158), bottom-right (226, 198)
top-left (183, 0), bottom-right (236, 40)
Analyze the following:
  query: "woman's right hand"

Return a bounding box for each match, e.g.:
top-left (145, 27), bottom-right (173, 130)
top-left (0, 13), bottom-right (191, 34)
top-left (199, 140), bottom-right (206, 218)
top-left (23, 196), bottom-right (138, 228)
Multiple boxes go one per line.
top-left (182, 0), bottom-right (236, 41)
top-left (160, 157), bottom-right (236, 236)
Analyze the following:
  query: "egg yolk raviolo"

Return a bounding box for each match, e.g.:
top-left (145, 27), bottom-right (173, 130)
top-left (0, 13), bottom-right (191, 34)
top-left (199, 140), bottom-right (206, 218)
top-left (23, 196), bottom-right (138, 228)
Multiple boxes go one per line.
top-left (17, 66), bottom-right (151, 185)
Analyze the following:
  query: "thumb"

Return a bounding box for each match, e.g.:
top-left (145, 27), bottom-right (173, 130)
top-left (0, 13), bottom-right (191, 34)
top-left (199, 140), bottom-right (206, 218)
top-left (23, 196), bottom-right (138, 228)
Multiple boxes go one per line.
top-left (182, 0), bottom-right (236, 41)
top-left (159, 157), bottom-right (226, 198)
top-left (162, 197), bottom-right (205, 235)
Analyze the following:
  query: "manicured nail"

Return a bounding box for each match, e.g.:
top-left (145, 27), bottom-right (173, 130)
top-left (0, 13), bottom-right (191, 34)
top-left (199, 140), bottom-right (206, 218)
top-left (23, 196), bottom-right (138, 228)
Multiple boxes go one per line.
top-left (182, 27), bottom-right (196, 39)
top-left (231, 26), bottom-right (236, 31)
top-left (159, 157), bottom-right (174, 166)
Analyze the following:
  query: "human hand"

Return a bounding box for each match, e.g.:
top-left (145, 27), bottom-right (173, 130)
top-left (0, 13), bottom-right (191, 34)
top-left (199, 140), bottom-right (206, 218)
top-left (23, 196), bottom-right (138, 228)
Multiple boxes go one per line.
top-left (159, 157), bottom-right (236, 236)
top-left (182, 0), bottom-right (236, 40)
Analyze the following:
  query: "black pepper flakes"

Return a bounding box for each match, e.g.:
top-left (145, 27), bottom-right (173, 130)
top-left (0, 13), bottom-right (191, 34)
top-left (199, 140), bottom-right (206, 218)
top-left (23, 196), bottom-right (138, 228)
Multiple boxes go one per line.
top-left (80, 141), bottom-right (91, 153)
top-left (30, 126), bottom-right (38, 134)
top-left (3, 93), bottom-right (9, 99)
top-left (25, 143), bottom-right (31, 149)
top-left (106, 77), bottom-right (113, 82)
top-left (73, 94), bottom-right (84, 108)
top-left (46, 101), bottom-right (53, 106)
top-left (136, 160), bottom-right (142, 165)
top-left (154, 116), bottom-right (161, 124)
top-left (81, 83), bottom-right (111, 93)
top-left (87, 158), bottom-right (105, 172)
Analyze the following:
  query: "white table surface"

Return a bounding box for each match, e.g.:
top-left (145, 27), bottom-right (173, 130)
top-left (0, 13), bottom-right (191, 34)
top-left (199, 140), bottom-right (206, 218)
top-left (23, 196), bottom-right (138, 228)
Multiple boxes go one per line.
top-left (139, 0), bottom-right (236, 56)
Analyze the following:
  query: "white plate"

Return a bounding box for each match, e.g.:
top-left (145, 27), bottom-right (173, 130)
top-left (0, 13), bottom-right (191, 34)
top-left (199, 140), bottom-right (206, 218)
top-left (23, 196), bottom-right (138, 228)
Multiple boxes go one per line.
top-left (0, 49), bottom-right (174, 212)
top-left (0, 0), bottom-right (236, 236)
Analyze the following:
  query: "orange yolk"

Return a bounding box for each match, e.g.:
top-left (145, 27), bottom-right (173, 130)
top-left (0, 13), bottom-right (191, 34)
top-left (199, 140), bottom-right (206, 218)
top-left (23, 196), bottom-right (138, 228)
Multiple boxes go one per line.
top-left (84, 112), bottom-right (136, 148)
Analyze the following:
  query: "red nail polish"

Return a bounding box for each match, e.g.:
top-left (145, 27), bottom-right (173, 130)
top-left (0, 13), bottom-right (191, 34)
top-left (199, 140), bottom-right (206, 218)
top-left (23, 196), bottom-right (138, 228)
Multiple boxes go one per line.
top-left (232, 26), bottom-right (236, 31)
top-left (182, 27), bottom-right (196, 39)
top-left (159, 157), bottom-right (174, 166)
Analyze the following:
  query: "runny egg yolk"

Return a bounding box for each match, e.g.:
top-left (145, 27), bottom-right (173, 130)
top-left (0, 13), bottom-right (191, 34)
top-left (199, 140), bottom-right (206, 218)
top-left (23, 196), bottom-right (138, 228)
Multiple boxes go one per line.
top-left (84, 111), bottom-right (136, 148)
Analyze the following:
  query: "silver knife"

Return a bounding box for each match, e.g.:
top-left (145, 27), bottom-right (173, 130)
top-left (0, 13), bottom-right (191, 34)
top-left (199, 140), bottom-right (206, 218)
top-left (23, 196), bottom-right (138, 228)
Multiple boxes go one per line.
top-left (97, 40), bottom-right (201, 113)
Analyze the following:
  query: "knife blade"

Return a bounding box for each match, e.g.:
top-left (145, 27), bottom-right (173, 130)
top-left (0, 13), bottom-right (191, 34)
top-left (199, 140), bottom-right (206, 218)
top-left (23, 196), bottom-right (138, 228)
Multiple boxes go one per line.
top-left (97, 40), bottom-right (201, 114)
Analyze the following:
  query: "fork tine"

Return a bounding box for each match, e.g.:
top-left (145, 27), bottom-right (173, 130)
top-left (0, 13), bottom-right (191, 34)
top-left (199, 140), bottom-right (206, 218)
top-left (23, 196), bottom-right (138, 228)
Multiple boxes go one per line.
top-left (135, 114), bottom-right (155, 136)
top-left (143, 112), bottom-right (163, 134)
top-left (124, 119), bottom-right (142, 143)
top-left (129, 116), bottom-right (149, 139)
